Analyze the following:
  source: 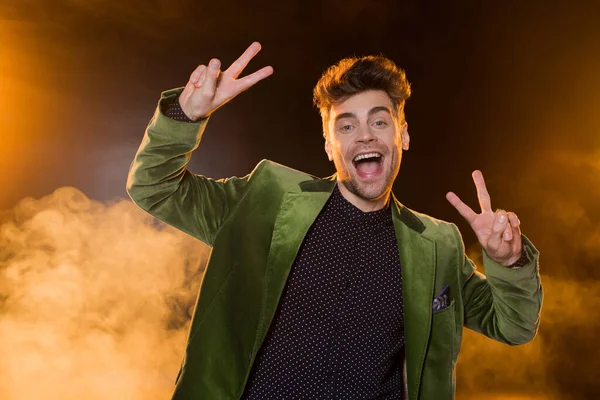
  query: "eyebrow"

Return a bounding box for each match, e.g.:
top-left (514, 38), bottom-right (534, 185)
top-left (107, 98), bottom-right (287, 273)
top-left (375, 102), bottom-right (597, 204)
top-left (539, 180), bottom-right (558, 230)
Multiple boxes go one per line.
top-left (334, 106), bottom-right (392, 124)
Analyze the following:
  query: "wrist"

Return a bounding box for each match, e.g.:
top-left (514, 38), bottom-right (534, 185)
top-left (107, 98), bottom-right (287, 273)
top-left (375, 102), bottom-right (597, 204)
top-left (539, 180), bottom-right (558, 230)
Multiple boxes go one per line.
top-left (164, 97), bottom-right (195, 122)
top-left (504, 250), bottom-right (530, 269)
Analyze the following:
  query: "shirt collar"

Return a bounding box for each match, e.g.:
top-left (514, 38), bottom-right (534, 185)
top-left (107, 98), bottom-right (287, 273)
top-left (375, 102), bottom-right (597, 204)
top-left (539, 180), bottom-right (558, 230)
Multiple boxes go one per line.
top-left (329, 184), bottom-right (392, 226)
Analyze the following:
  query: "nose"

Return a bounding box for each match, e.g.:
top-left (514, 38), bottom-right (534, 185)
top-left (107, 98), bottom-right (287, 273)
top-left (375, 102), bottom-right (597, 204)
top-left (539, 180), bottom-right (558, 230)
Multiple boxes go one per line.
top-left (356, 125), bottom-right (377, 144)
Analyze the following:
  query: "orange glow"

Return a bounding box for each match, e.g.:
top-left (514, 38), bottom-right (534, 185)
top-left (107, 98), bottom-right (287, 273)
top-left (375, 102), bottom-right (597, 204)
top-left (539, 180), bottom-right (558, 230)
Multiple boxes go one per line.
top-left (0, 21), bottom-right (36, 195)
top-left (0, 21), bottom-right (22, 149)
top-left (0, 20), bottom-right (64, 200)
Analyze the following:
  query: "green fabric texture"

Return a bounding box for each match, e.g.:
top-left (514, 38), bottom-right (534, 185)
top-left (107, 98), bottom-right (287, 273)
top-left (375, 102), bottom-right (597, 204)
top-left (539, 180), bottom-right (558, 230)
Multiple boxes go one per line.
top-left (127, 88), bottom-right (543, 400)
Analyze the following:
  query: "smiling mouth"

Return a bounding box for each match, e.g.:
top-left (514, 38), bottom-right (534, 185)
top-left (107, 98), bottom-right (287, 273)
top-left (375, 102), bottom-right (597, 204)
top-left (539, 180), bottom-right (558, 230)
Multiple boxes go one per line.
top-left (352, 152), bottom-right (384, 178)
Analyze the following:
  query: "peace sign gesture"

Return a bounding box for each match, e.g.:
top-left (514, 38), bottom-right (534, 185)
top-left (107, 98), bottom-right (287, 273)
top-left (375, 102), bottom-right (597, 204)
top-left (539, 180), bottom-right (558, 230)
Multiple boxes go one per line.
top-left (179, 42), bottom-right (274, 121)
top-left (446, 170), bottom-right (523, 266)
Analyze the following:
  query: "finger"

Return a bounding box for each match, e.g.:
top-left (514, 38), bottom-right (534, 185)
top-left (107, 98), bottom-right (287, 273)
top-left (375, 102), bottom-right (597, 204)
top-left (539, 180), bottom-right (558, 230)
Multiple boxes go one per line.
top-left (183, 66), bottom-right (206, 98)
top-left (195, 67), bottom-right (207, 88)
top-left (472, 170), bottom-right (492, 213)
top-left (225, 42), bottom-right (263, 79)
top-left (487, 210), bottom-right (508, 252)
top-left (189, 64), bottom-right (206, 85)
top-left (234, 65), bottom-right (274, 93)
top-left (511, 229), bottom-right (523, 257)
top-left (202, 58), bottom-right (221, 97)
top-left (503, 222), bottom-right (513, 241)
top-left (446, 192), bottom-right (477, 224)
top-left (508, 212), bottom-right (523, 249)
top-left (197, 67), bottom-right (208, 87)
top-left (507, 212), bottom-right (520, 230)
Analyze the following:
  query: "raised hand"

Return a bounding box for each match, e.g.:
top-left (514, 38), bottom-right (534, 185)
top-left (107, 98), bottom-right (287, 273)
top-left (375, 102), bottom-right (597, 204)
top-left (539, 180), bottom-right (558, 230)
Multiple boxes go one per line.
top-left (179, 42), bottom-right (274, 121)
top-left (446, 171), bottom-right (523, 266)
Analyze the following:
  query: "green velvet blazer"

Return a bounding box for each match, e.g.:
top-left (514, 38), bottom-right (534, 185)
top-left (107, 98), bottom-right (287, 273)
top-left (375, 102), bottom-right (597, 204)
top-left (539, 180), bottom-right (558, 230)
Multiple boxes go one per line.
top-left (127, 88), bottom-right (543, 400)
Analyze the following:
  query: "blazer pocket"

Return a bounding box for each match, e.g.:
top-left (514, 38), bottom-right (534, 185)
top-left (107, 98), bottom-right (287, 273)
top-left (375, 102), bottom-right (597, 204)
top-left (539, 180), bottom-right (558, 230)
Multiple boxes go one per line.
top-left (430, 299), bottom-right (456, 368)
top-left (418, 299), bottom-right (457, 400)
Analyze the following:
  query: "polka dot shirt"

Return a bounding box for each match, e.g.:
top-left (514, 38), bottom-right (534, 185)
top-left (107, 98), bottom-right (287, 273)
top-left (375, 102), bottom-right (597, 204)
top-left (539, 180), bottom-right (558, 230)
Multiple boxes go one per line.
top-left (242, 185), bottom-right (405, 399)
top-left (164, 97), bottom-right (194, 122)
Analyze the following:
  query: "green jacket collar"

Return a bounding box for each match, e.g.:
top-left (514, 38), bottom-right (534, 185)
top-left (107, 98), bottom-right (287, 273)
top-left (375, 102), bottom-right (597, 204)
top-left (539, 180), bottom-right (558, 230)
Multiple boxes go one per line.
top-left (298, 174), bottom-right (425, 233)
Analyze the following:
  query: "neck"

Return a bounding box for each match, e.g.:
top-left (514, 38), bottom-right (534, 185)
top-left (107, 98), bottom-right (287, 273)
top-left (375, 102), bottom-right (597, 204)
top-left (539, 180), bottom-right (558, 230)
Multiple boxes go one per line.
top-left (336, 180), bottom-right (391, 212)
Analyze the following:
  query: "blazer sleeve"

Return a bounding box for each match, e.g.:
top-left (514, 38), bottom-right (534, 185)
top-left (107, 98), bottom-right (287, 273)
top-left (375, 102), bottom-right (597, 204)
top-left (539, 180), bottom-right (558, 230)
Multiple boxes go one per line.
top-left (127, 88), bottom-right (257, 247)
top-left (455, 224), bottom-right (544, 345)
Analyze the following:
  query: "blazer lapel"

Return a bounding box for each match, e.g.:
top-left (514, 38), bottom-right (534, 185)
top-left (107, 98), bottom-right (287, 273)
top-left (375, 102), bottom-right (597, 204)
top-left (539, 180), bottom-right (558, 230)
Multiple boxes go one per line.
top-left (258, 178), bottom-right (436, 400)
top-left (258, 176), bottom-right (336, 343)
top-left (392, 197), bottom-right (436, 400)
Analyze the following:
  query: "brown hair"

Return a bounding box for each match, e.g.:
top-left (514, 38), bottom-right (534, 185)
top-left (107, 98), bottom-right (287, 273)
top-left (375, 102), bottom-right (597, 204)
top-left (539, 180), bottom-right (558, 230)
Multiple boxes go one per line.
top-left (313, 56), bottom-right (411, 135)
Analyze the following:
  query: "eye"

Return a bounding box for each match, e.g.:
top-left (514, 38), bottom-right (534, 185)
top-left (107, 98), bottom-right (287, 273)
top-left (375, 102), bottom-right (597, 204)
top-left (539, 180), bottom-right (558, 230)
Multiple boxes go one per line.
top-left (340, 124), bottom-right (354, 132)
top-left (373, 120), bottom-right (387, 127)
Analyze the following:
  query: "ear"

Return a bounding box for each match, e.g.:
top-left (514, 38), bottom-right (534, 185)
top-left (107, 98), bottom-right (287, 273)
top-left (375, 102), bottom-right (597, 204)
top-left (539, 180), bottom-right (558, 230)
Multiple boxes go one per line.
top-left (324, 137), bottom-right (333, 161)
top-left (401, 122), bottom-right (410, 151)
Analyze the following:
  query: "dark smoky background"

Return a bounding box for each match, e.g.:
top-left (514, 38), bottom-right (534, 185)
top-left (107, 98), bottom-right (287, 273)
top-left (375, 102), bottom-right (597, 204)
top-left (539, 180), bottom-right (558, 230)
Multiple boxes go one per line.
top-left (1, 0), bottom-right (600, 398)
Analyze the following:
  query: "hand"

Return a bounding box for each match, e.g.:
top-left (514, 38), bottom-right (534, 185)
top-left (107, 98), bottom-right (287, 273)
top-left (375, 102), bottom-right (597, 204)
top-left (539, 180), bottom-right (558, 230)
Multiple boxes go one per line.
top-left (446, 170), bottom-right (523, 266)
top-left (179, 42), bottom-right (274, 121)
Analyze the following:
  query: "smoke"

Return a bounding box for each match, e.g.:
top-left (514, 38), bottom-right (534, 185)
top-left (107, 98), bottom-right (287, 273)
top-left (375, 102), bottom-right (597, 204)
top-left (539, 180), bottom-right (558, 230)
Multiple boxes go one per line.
top-left (455, 274), bottom-right (600, 400)
top-left (0, 187), bottom-right (209, 400)
top-left (454, 147), bottom-right (600, 400)
top-left (2, 144), bottom-right (600, 400)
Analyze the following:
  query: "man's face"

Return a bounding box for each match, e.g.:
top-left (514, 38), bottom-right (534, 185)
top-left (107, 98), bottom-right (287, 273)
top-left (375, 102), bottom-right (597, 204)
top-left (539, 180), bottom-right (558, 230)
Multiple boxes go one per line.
top-left (324, 90), bottom-right (409, 205)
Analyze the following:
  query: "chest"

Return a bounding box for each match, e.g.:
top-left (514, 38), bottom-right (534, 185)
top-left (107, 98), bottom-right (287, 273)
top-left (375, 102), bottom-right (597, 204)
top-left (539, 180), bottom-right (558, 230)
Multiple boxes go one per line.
top-left (288, 208), bottom-right (404, 322)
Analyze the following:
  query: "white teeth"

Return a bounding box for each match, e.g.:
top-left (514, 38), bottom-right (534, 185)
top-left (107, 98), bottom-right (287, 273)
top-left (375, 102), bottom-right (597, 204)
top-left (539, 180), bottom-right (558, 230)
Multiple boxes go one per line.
top-left (353, 152), bottom-right (381, 162)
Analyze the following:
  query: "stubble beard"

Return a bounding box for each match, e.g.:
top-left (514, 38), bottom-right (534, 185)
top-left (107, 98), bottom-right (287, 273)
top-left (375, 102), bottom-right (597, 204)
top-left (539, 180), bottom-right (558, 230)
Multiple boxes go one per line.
top-left (338, 148), bottom-right (401, 203)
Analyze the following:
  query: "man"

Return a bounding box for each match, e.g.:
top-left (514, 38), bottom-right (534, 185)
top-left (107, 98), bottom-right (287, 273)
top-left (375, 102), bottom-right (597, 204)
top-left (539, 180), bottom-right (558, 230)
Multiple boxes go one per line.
top-left (127, 42), bottom-right (542, 400)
